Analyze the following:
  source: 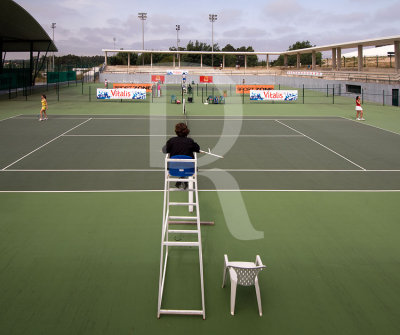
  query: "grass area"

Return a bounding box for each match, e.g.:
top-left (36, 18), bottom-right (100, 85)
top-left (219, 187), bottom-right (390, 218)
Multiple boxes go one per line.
top-left (1, 192), bottom-right (400, 335)
top-left (1, 82), bottom-right (400, 334)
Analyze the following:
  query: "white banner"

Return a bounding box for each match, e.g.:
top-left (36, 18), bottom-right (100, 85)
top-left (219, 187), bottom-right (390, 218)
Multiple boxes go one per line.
top-left (287, 71), bottom-right (323, 77)
top-left (97, 88), bottom-right (146, 100)
top-left (250, 90), bottom-right (298, 101)
top-left (166, 69), bottom-right (189, 75)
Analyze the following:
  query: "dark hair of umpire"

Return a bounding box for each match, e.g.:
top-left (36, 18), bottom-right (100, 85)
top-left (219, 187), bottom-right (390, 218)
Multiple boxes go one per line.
top-left (175, 123), bottom-right (190, 137)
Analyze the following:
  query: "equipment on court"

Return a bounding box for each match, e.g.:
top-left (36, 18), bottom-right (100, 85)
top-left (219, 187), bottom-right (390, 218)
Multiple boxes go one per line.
top-left (157, 153), bottom-right (206, 319)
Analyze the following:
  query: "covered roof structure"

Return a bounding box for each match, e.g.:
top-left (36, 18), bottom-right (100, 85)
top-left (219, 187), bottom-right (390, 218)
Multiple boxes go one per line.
top-left (103, 35), bottom-right (400, 72)
top-left (0, 0), bottom-right (57, 52)
top-left (0, 0), bottom-right (58, 85)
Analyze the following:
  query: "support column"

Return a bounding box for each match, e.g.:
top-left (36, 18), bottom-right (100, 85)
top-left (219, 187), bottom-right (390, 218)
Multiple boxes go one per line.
top-left (296, 53), bottom-right (300, 69)
top-left (29, 41), bottom-right (34, 86)
top-left (178, 54), bottom-right (181, 68)
top-left (223, 54), bottom-right (225, 68)
top-left (201, 54), bottom-right (203, 68)
top-left (105, 52), bottom-right (108, 66)
top-left (266, 54), bottom-right (269, 69)
top-left (394, 41), bottom-right (400, 72)
top-left (151, 53), bottom-right (153, 68)
top-left (128, 53), bottom-right (130, 71)
top-left (284, 54), bottom-right (288, 67)
top-left (0, 38), bottom-right (3, 74)
top-left (245, 55), bottom-right (247, 69)
top-left (358, 45), bottom-right (363, 71)
top-left (312, 51), bottom-right (316, 70)
top-left (337, 48), bottom-right (342, 70)
top-left (332, 48), bottom-right (337, 70)
top-left (173, 55), bottom-right (175, 68)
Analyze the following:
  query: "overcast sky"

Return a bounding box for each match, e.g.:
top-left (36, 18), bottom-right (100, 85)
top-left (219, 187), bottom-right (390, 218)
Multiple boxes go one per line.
top-left (11, 0), bottom-right (400, 57)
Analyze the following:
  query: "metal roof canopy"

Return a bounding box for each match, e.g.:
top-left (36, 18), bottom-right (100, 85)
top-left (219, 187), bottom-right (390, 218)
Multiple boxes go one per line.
top-left (0, 0), bottom-right (57, 52)
top-left (102, 35), bottom-right (400, 57)
top-left (283, 35), bottom-right (400, 55)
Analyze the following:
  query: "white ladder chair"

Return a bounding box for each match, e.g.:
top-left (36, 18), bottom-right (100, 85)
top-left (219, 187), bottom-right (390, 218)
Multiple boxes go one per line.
top-left (157, 153), bottom-right (206, 319)
top-left (222, 254), bottom-right (266, 316)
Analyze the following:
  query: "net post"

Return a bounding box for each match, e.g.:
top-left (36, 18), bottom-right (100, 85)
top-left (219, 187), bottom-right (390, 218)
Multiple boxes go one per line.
top-left (89, 85), bottom-right (91, 102)
top-left (302, 84), bottom-right (305, 104)
top-left (332, 87), bottom-right (335, 104)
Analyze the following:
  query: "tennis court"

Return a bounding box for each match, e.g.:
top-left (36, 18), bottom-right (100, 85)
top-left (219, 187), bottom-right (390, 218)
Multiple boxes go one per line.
top-left (1, 91), bottom-right (400, 335)
top-left (1, 114), bottom-right (400, 191)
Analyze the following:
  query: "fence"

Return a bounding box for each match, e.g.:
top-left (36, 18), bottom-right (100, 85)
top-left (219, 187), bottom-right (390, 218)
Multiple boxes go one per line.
top-left (1, 81), bottom-right (398, 108)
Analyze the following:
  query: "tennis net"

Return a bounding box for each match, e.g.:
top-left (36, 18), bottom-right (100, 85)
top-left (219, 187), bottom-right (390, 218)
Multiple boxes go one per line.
top-left (182, 98), bottom-right (188, 126)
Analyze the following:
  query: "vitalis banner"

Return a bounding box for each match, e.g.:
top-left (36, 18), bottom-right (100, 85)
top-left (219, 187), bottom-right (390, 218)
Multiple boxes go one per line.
top-left (250, 90), bottom-right (298, 101)
top-left (97, 89), bottom-right (146, 100)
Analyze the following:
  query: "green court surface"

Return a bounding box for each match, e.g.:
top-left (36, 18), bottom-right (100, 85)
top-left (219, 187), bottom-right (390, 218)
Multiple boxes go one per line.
top-left (1, 85), bottom-right (400, 335)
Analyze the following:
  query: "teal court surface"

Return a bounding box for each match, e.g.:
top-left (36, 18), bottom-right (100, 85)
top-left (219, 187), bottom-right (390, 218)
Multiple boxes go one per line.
top-left (1, 110), bottom-right (400, 335)
top-left (1, 114), bottom-right (400, 191)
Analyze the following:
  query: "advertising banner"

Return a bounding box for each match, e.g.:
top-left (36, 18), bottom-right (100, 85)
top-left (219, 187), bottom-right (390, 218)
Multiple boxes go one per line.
top-left (167, 70), bottom-right (189, 75)
top-left (287, 71), bottom-right (323, 77)
top-left (236, 85), bottom-right (274, 94)
top-left (250, 90), bottom-right (298, 101)
top-left (113, 83), bottom-right (152, 92)
top-left (199, 76), bottom-right (213, 83)
top-left (97, 89), bottom-right (146, 100)
top-left (151, 75), bottom-right (165, 83)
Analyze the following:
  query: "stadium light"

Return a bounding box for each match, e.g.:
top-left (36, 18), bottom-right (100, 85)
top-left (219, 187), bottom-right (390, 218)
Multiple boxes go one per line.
top-left (51, 22), bottom-right (56, 71)
top-left (176, 25), bottom-right (180, 62)
top-left (209, 14), bottom-right (217, 67)
top-left (138, 12), bottom-right (147, 65)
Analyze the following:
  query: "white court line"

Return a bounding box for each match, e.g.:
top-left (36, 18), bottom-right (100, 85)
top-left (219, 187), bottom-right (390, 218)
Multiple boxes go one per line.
top-left (1, 118), bottom-right (92, 171)
top-left (63, 134), bottom-right (304, 138)
top-left (275, 120), bottom-right (367, 171)
top-left (14, 116), bottom-right (344, 121)
top-left (0, 114), bottom-right (22, 122)
top-left (340, 116), bottom-right (400, 136)
top-left (1, 189), bottom-right (400, 193)
top-left (2, 169), bottom-right (400, 172)
top-left (2, 169), bottom-right (164, 172)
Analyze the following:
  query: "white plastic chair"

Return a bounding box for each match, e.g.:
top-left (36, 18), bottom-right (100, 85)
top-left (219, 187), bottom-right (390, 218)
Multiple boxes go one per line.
top-left (222, 254), bottom-right (266, 316)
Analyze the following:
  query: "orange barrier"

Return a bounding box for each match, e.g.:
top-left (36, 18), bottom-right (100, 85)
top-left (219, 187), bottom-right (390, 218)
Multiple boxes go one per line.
top-left (113, 83), bottom-right (153, 92)
top-left (236, 85), bottom-right (274, 94)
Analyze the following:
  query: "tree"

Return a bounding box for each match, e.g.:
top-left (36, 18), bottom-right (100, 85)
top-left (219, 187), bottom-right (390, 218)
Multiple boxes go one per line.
top-left (222, 44), bottom-right (236, 67)
top-left (273, 41), bottom-right (322, 67)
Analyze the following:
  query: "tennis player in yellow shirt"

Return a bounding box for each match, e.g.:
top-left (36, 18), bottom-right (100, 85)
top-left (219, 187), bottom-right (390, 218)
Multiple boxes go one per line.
top-left (39, 94), bottom-right (48, 121)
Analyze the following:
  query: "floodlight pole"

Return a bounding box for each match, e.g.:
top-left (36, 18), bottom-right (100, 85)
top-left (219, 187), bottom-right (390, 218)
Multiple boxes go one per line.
top-left (113, 37), bottom-right (116, 49)
top-left (176, 25), bottom-right (180, 67)
top-left (51, 23), bottom-right (56, 71)
top-left (138, 12), bottom-right (147, 65)
top-left (209, 14), bottom-right (217, 67)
